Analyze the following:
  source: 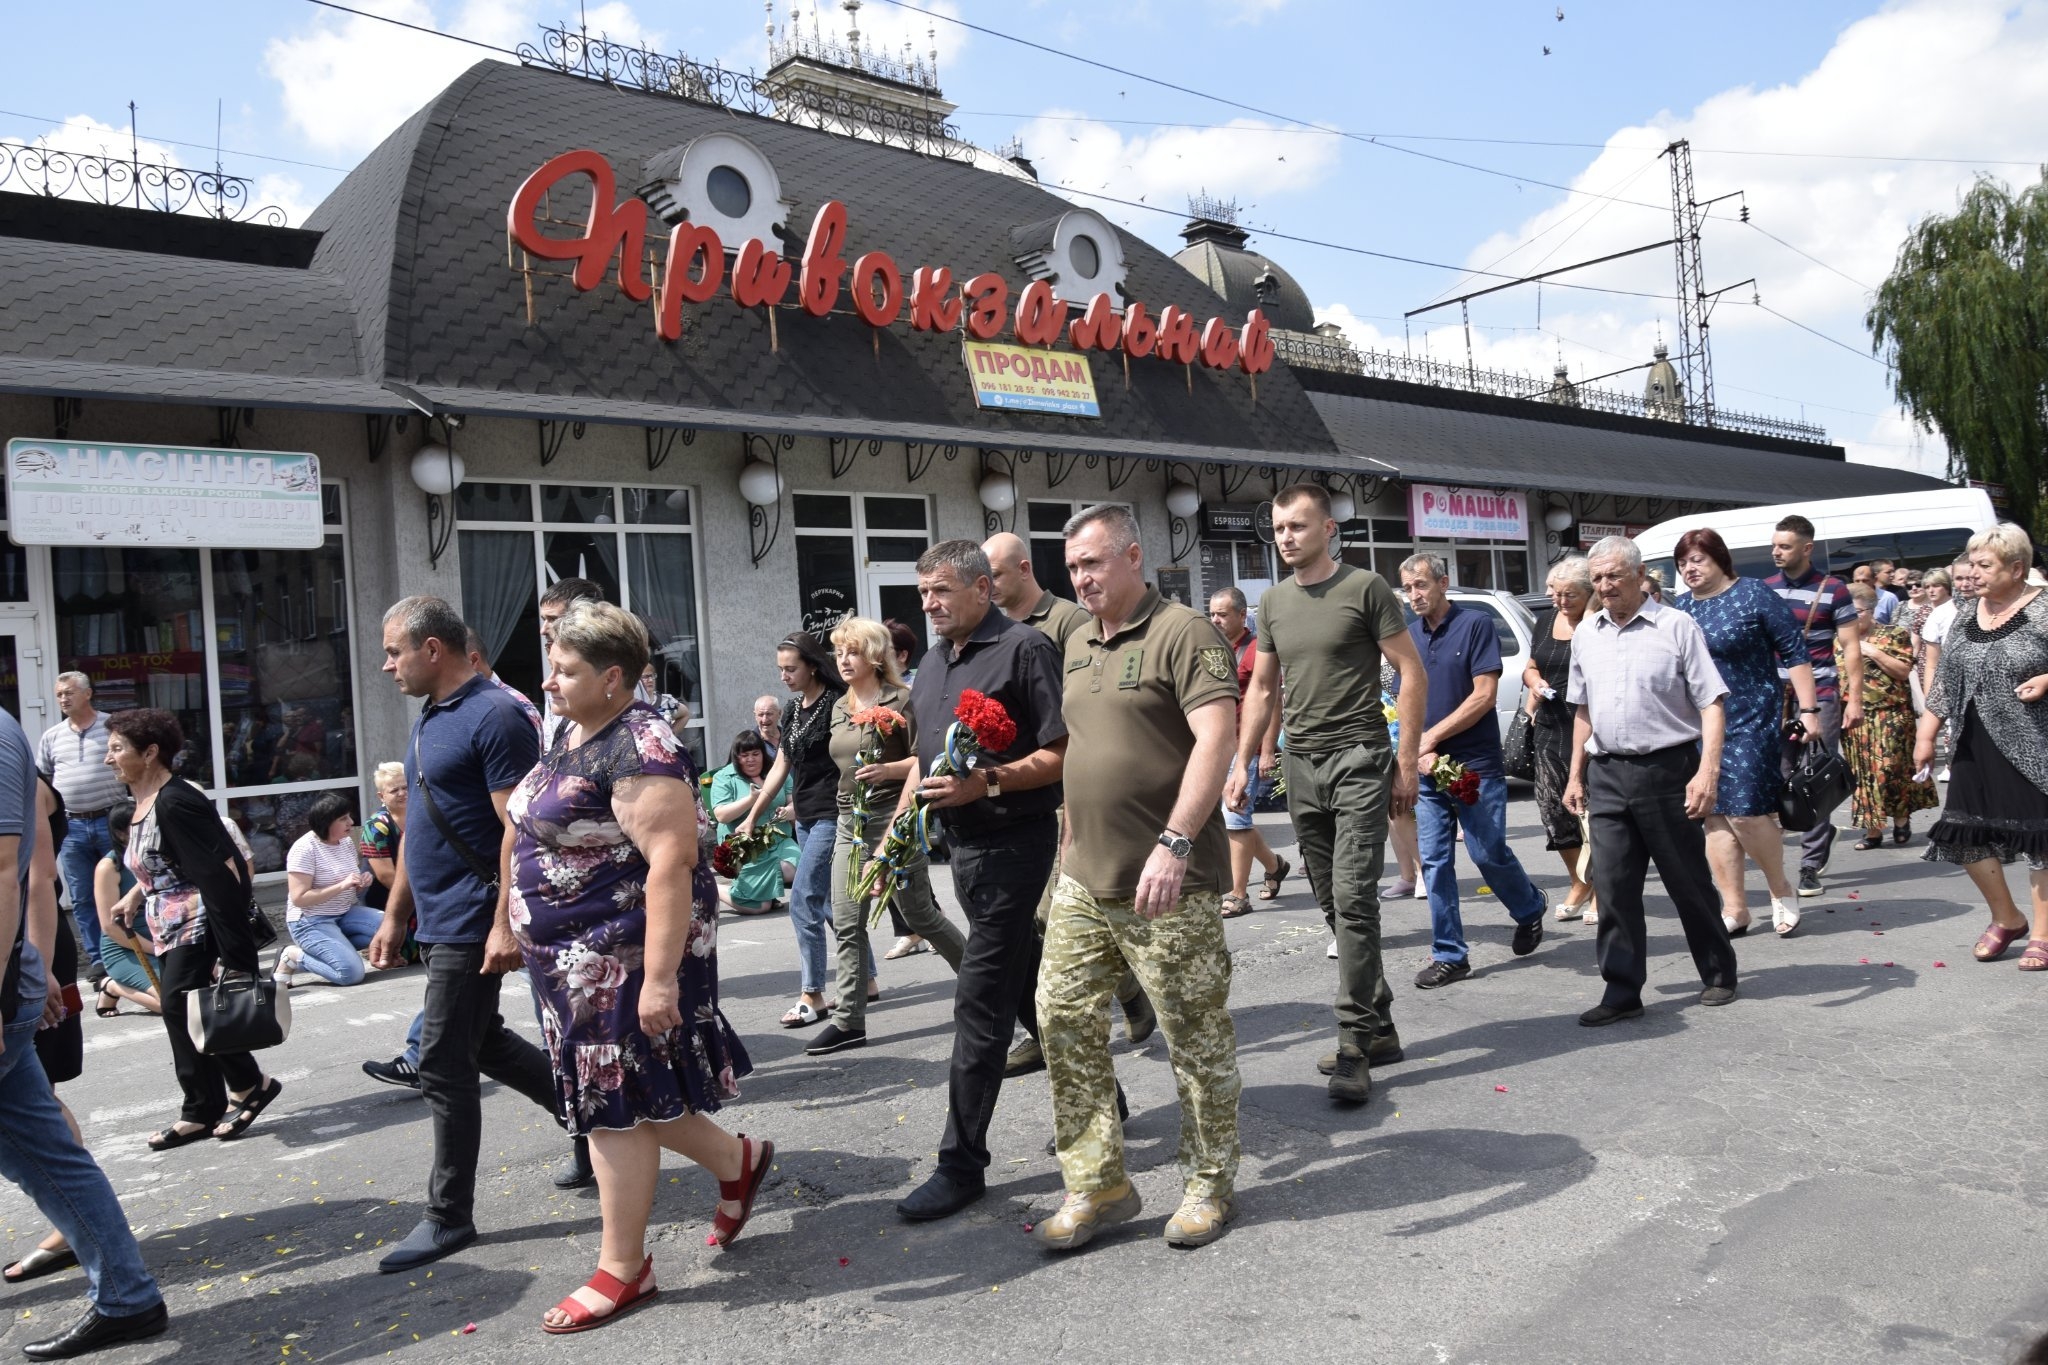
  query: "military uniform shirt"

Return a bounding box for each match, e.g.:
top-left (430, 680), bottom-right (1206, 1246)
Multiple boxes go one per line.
top-left (1025, 588), bottom-right (1093, 651)
top-left (1254, 563), bottom-right (1408, 753)
top-left (1061, 588), bottom-right (1238, 899)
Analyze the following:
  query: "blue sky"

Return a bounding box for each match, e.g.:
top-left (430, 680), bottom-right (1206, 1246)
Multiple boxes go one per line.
top-left (7, 0), bottom-right (2046, 475)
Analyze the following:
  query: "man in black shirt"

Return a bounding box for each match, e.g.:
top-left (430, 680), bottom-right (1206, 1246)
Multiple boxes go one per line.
top-left (898, 540), bottom-right (1069, 1222)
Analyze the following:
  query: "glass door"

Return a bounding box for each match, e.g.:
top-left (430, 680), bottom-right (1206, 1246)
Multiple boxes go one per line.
top-left (864, 569), bottom-right (928, 659)
top-left (0, 618), bottom-right (47, 736)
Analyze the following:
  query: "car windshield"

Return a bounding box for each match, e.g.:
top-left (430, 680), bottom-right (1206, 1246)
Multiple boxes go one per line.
top-left (1401, 593), bottom-right (1526, 655)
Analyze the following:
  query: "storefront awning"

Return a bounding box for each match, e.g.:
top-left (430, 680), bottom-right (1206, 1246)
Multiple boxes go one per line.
top-left (1305, 383), bottom-right (1947, 505)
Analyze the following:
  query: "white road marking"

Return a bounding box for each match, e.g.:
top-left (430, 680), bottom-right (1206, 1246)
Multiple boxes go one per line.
top-left (277, 1140), bottom-right (348, 1162)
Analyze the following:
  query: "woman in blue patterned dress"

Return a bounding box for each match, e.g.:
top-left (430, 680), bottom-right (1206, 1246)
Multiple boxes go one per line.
top-left (1673, 528), bottom-right (1823, 937)
top-left (510, 603), bottom-right (772, 1335)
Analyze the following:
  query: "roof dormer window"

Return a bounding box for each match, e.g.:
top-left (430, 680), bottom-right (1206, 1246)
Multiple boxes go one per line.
top-left (638, 132), bottom-right (793, 256)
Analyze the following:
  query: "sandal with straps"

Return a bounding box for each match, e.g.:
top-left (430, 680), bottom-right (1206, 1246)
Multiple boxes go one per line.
top-left (541, 1254), bottom-right (658, 1334)
top-left (214, 1077), bottom-right (284, 1140)
top-left (711, 1135), bottom-right (775, 1248)
top-left (2017, 940), bottom-right (2048, 972)
top-left (1974, 922), bottom-right (2028, 962)
top-left (1259, 857), bottom-right (1291, 901)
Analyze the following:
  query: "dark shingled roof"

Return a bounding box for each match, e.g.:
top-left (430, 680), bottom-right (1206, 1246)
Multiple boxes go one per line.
top-left (0, 234), bottom-right (401, 412)
top-left (1172, 237), bottom-right (1318, 334)
top-left (303, 61), bottom-right (1340, 466)
top-left (1303, 382), bottom-right (1949, 503)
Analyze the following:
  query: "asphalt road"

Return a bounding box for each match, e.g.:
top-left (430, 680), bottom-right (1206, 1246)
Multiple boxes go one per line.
top-left (2, 800), bottom-right (2044, 1364)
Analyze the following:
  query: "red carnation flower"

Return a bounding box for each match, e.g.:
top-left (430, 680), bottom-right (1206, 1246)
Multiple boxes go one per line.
top-left (710, 840), bottom-right (742, 879)
top-left (955, 690), bottom-right (1017, 754)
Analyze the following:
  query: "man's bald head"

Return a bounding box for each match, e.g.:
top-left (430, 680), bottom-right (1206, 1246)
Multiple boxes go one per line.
top-left (983, 531), bottom-right (1037, 617)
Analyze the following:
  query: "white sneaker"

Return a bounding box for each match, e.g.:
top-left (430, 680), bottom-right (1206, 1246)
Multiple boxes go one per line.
top-left (1326, 938), bottom-right (1339, 959)
top-left (1937, 767), bottom-right (1951, 783)
top-left (275, 945), bottom-right (304, 982)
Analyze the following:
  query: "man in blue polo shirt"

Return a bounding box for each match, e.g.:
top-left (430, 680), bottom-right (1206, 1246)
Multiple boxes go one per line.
top-left (368, 595), bottom-right (561, 1274)
top-left (1395, 556), bottom-right (1548, 988)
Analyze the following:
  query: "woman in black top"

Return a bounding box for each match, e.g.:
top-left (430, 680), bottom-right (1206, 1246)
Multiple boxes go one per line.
top-left (1521, 556), bottom-right (1596, 921)
top-left (741, 633), bottom-right (846, 1027)
top-left (104, 709), bottom-right (284, 1148)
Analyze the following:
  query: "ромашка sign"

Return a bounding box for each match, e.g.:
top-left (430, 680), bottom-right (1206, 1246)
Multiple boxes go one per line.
top-left (5, 439), bottom-right (324, 550)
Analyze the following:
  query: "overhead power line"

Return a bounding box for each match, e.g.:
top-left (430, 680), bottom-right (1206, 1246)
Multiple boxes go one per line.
top-left (301, 0), bottom-right (518, 55)
top-left (0, 106), bottom-right (352, 174)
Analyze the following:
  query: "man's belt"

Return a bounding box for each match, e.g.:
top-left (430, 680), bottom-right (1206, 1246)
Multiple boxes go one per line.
top-left (68, 807), bottom-right (112, 820)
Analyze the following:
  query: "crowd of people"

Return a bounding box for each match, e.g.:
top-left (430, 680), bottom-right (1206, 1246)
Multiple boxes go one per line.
top-left (1, 497), bottom-right (2045, 1351)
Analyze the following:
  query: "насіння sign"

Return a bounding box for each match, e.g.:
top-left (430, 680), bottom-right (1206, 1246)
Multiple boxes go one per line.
top-left (5, 439), bottom-right (324, 550)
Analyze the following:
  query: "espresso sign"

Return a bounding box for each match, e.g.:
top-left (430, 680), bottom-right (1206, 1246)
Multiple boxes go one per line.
top-left (6, 439), bottom-right (323, 549)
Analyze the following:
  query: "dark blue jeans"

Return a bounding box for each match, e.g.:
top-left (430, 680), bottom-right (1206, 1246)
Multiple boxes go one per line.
top-left (1417, 774), bottom-right (1546, 962)
top-left (937, 817), bottom-right (1057, 1181)
top-left (57, 814), bottom-right (113, 967)
top-left (0, 1014), bottom-right (160, 1314)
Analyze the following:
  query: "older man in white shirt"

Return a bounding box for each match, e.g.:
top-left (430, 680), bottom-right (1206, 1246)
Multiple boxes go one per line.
top-left (1564, 537), bottom-right (1738, 1026)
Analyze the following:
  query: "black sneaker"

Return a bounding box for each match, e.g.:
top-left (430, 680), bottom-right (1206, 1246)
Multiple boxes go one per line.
top-left (1319, 1037), bottom-right (1404, 1075)
top-left (361, 1056), bottom-right (421, 1090)
top-left (1797, 868), bottom-right (1824, 898)
top-left (1413, 959), bottom-right (1472, 990)
top-left (805, 1022), bottom-right (868, 1055)
top-left (1326, 1045), bottom-right (1370, 1104)
top-left (1511, 916), bottom-right (1545, 957)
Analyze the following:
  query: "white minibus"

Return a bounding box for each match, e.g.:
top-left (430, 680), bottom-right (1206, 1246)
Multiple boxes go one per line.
top-left (1634, 487), bottom-right (1998, 588)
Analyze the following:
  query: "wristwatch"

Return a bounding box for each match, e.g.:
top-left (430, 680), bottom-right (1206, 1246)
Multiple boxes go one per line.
top-left (1157, 829), bottom-right (1193, 859)
top-left (980, 766), bottom-right (1002, 799)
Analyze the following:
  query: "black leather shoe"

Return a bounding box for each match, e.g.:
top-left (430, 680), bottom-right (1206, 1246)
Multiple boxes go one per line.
top-left (1511, 915), bottom-right (1545, 957)
top-left (896, 1171), bottom-right (985, 1222)
top-left (1319, 1037), bottom-right (1404, 1075)
top-left (806, 1023), bottom-right (867, 1055)
top-left (1120, 988), bottom-right (1157, 1046)
top-left (23, 1301), bottom-right (169, 1359)
top-left (1578, 1001), bottom-right (1645, 1027)
top-left (1413, 959), bottom-right (1471, 990)
top-left (1698, 985), bottom-right (1737, 1007)
top-left (553, 1136), bottom-right (594, 1189)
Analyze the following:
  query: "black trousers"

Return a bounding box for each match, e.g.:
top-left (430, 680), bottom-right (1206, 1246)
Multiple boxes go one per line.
top-left (159, 948), bottom-right (263, 1126)
top-left (1587, 747), bottom-right (1738, 1007)
top-left (416, 941), bottom-right (560, 1228)
top-left (938, 816), bottom-right (1057, 1181)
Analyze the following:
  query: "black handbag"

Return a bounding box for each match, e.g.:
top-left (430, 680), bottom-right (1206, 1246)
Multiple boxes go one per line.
top-left (187, 970), bottom-right (292, 1055)
top-left (1780, 735), bottom-right (1853, 833)
top-left (1502, 709), bottom-right (1536, 781)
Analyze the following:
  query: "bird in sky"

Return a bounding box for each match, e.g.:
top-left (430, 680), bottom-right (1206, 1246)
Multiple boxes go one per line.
top-left (1542, 44), bottom-right (1551, 54)
top-left (1556, 5), bottom-right (1565, 18)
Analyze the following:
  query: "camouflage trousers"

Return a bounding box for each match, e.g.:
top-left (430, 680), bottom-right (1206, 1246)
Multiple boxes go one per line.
top-left (1037, 875), bottom-right (1241, 1200)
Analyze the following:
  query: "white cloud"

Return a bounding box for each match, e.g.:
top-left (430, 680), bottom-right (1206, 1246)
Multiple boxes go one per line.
top-left (1217, 0), bottom-right (1290, 22)
top-left (1327, 0), bottom-right (2048, 470)
top-left (263, 0), bottom-right (662, 158)
top-left (1018, 109), bottom-right (1341, 216)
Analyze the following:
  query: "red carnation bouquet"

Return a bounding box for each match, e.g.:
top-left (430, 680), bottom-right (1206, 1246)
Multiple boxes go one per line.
top-left (855, 689), bottom-right (1017, 928)
top-left (710, 826), bottom-right (779, 880)
top-left (844, 705), bottom-right (909, 897)
top-left (1429, 755), bottom-right (1482, 805)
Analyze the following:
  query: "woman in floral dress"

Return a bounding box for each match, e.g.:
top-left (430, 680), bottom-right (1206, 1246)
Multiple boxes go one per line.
top-left (1837, 583), bottom-right (1938, 848)
top-left (509, 603), bottom-right (772, 1335)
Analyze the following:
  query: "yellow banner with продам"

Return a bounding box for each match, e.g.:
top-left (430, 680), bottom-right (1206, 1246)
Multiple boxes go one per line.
top-left (961, 340), bottom-right (1101, 418)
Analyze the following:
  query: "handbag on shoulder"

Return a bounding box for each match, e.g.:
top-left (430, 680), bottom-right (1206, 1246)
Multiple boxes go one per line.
top-left (187, 968), bottom-right (293, 1055)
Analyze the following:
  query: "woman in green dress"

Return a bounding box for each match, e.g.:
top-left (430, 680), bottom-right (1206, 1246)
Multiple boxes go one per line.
top-left (1837, 583), bottom-right (1938, 847)
top-left (705, 731), bottom-right (799, 914)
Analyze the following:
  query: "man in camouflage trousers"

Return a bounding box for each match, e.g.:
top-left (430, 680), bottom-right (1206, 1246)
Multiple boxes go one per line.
top-left (1033, 505), bottom-right (1243, 1252)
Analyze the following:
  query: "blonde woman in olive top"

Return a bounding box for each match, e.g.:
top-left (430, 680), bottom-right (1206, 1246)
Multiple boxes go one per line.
top-left (807, 618), bottom-right (967, 1056)
top-left (1226, 484), bottom-right (1424, 1107)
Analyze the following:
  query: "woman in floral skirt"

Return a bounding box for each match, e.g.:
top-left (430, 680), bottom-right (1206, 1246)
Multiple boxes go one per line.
top-left (510, 602), bottom-right (772, 1334)
top-left (1837, 583), bottom-right (1938, 848)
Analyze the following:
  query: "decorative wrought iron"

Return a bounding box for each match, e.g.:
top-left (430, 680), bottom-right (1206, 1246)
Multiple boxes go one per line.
top-left (1045, 449), bottom-right (1083, 489)
top-left (0, 140), bottom-right (288, 224)
top-left (518, 22), bottom-right (972, 163)
top-left (537, 418), bottom-right (586, 469)
top-left (1269, 330), bottom-right (1830, 446)
top-left (365, 414), bottom-right (394, 464)
top-left (1105, 456), bottom-right (1138, 492)
top-left (215, 406), bottom-right (254, 449)
top-left (767, 26), bottom-right (941, 93)
top-left (903, 440), bottom-right (960, 485)
top-left (828, 436), bottom-right (884, 480)
top-left (744, 432), bottom-right (794, 567)
top-left (980, 449), bottom-right (1020, 536)
top-left (51, 397), bottom-right (81, 441)
top-left (645, 425), bottom-right (695, 473)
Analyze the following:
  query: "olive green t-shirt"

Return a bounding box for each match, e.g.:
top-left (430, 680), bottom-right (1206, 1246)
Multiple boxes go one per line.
top-left (1025, 588), bottom-right (1093, 652)
top-left (829, 681), bottom-right (919, 813)
top-left (1254, 563), bottom-right (1407, 752)
top-left (1061, 589), bottom-right (1238, 899)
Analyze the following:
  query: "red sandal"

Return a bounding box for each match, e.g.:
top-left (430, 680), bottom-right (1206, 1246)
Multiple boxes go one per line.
top-left (711, 1134), bottom-right (774, 1248)
top-left (2018, 940), bottom-right (2048, 972)
top-left (541, 1254), bottom-right (658, 1335)
top-left (1975, 922), bottom-right (2029, 962)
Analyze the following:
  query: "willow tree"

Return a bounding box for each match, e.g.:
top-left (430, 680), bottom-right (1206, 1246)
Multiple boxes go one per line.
top-left (1867, 173), bottom-right (2048, 533)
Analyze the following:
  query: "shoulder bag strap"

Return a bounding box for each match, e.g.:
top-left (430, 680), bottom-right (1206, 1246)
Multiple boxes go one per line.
top-left (409, 719), bottom-right (502, 892)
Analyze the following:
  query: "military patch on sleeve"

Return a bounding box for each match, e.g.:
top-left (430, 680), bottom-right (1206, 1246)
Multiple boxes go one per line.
top-left (1199, 646), bottom-right (1232, 681)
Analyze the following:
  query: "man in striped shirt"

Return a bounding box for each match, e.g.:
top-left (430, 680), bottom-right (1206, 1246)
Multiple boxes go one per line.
top-left (35, 672), bottom-right (124, 983)
top-left (1764, 515), bottom-right (1863, 899)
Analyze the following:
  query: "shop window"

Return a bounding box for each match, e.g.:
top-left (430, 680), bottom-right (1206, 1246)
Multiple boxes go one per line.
top-left (794, 493), bottom-right (932, 640)
top-left (53, 546), bottom-right (214, 787)
top-left (1455, 549), bottom-right (1495, 590)
top-left (214, 538), bottom-right (356, 791)
top-left (457, 481), bottom-right (710, 765)
top-left (1026, 499), bottom-right (1132, 601)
